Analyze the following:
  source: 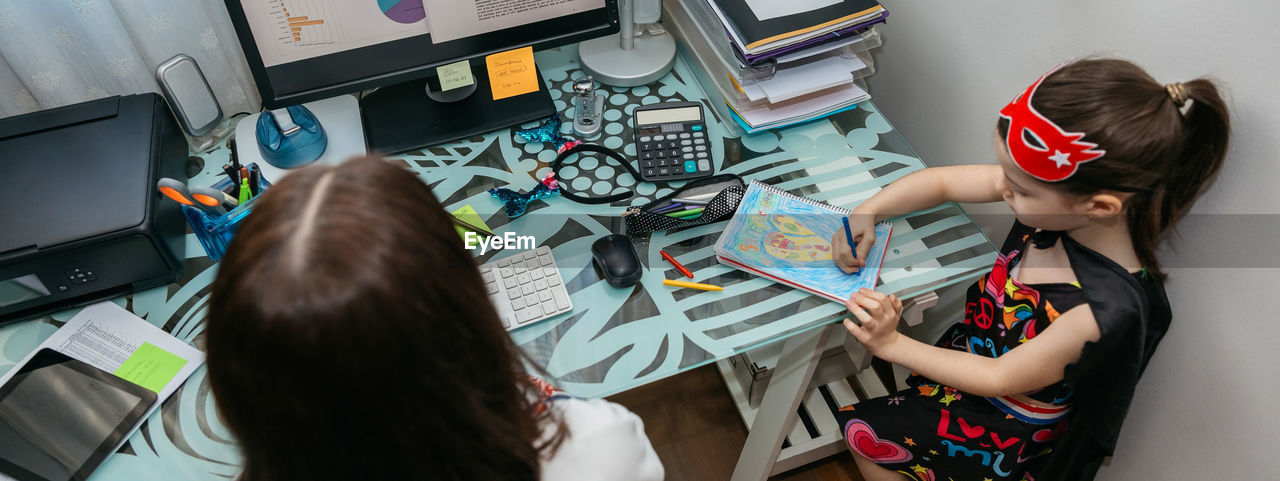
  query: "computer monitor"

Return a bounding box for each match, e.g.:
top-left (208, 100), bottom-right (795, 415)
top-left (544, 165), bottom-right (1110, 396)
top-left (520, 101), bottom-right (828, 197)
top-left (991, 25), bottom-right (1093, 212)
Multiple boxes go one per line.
top-left (222, 0), bottom-right (619, 154)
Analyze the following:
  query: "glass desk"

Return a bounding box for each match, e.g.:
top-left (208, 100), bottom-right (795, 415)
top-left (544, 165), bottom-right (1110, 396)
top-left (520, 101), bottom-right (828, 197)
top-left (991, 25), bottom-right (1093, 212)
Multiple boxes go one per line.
top-left (0, 47), bottom-right (996, 480)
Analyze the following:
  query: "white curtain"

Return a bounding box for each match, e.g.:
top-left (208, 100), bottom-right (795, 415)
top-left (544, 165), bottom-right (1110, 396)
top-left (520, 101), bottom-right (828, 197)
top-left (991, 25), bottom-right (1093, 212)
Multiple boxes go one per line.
top-left (0, 0), bottom-right (260, 119)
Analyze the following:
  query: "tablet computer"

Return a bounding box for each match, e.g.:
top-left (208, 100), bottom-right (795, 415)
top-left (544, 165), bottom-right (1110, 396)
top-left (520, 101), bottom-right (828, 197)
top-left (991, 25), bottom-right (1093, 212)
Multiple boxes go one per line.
top-left (0, 348), bottom-right (157, 481)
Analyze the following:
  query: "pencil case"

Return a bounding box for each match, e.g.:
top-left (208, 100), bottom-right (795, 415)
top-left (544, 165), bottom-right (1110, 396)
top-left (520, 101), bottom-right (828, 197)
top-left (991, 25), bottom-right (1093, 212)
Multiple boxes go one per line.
top-left (182, 164), bottom-right (272, 261)
top-left (623, 174), bottom-right (746, 235)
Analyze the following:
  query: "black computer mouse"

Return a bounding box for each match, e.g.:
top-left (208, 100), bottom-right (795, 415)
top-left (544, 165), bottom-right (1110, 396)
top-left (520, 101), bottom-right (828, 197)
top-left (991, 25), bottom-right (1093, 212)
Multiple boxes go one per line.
top-left (591, 234), bottom-right (643, 288)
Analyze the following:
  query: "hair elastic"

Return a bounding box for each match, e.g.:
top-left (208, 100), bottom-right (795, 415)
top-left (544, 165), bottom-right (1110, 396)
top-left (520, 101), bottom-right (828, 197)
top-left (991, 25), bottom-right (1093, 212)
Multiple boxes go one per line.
top-left (1165, 82), bottom-right (1189, 106)
top-left (550, 143), bottom-right (643, 204)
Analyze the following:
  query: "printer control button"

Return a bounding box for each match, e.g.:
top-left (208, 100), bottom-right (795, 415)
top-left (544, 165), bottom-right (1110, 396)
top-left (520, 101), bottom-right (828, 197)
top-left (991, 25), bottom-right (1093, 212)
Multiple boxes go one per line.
top-left (57, 285), bottom-right (68, 292)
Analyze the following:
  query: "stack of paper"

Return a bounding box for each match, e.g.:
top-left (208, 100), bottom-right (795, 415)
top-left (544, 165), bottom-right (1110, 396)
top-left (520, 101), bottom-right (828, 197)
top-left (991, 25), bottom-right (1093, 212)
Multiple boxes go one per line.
top-left (663, 0), bottom-right (887, 133)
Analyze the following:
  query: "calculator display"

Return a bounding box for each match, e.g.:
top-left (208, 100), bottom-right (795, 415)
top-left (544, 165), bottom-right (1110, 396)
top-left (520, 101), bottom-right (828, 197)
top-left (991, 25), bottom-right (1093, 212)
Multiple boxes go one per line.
top-left (635, 106), bottom-right (702, 126)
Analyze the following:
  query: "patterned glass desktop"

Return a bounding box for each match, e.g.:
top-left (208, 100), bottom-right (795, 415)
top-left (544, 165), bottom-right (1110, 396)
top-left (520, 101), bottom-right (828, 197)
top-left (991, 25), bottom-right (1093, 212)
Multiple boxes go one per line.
top-left (0, 48), bottom-right (996, 479)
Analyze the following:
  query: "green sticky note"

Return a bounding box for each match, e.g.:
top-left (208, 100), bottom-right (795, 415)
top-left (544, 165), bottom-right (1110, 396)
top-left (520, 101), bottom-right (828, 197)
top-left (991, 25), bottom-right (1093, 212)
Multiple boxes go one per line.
top-left (437, 60), bottom-right (474, 92)
top-left (114, 342), bottom-right (187, 393)
top-left (451, 204), bottom-right (491, 240)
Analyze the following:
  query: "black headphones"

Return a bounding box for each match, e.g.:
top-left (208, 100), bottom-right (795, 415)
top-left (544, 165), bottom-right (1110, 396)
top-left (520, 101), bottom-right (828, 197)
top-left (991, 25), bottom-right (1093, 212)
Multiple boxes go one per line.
top-left (550, 143), bottom-right (643, 204)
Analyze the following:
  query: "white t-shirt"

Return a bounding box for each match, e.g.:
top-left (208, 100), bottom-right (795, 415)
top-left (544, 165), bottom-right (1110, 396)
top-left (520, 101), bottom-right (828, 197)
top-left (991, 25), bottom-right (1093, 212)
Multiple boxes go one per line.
top-left (538, 397), bottom-right (665, 481)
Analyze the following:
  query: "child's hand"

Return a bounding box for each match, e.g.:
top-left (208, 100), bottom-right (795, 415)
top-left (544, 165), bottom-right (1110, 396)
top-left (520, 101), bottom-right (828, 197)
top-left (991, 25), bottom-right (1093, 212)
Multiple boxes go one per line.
top-left (843, 288), bottom-right (904, 356)
top-left (831, 213), bottom-right (877, 274)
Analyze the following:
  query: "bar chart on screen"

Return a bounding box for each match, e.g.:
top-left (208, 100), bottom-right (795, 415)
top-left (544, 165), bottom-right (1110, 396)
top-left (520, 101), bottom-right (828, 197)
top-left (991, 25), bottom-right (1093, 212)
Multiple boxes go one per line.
top-left (269, 0), bottom-right (339, 48)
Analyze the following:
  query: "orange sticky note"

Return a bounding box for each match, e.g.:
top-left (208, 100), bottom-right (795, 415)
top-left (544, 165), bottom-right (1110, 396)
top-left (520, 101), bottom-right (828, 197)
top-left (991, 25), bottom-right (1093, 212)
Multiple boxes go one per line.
top-left (485, 46), bottom-right (539, 100)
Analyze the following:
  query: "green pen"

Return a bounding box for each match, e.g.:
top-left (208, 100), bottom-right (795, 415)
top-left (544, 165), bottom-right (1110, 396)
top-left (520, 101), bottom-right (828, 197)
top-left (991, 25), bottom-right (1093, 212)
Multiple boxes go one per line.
top-left (667, 207), bottom-right (705, 219)
top-left (239, 176), bottom-right (251, 204)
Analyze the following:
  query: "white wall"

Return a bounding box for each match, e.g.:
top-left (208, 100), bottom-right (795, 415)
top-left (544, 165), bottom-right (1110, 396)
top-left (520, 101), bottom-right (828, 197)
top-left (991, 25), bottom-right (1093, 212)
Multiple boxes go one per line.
top-left (866, 1), bottom-right (1280, 478)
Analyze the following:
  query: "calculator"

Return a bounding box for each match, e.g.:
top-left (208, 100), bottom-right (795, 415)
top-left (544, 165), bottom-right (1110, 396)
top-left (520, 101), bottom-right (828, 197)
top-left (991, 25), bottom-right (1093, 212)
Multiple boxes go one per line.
top-left (632, 101), bottom-right (713, 182)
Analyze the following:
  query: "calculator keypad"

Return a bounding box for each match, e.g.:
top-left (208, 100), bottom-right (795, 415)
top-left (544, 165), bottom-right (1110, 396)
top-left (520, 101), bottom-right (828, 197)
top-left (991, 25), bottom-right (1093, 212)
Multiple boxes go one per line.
top-left (637, 124), bottom-right (712, 182)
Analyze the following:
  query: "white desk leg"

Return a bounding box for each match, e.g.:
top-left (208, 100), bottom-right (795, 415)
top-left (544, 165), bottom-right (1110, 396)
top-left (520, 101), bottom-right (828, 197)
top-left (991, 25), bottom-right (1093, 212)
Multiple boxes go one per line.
top-left (730, 325), bottom-right (833, 481)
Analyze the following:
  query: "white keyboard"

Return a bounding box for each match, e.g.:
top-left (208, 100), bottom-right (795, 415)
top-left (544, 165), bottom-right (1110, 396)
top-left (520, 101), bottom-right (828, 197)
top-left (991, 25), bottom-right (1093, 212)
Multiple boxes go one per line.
top-left (480, 246), bottom-right (573, 330)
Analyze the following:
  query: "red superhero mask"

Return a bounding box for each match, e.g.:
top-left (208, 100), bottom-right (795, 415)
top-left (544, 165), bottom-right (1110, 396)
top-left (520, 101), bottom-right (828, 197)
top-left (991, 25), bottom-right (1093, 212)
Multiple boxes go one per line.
top-left (998, 66), bottom-right (1105, 182)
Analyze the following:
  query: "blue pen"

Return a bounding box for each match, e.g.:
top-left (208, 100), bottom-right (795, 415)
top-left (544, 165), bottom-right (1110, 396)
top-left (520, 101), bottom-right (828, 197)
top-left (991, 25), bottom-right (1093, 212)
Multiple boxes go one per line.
top-left (842, 217), bottom-right (859, 271)
top-left (651, 202), bottom-right (686, 214)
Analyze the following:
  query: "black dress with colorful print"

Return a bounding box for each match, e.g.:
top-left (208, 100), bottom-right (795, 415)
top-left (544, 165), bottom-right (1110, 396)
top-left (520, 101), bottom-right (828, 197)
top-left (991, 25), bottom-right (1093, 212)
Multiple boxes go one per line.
top-left (832, 222), bottom-right (1127, 481)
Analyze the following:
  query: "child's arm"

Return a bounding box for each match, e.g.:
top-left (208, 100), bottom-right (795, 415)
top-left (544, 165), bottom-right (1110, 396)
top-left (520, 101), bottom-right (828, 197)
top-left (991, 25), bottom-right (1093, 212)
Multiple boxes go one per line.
top-left (855, 164), bottom-right (1006, 221)
top-left (843, 289), bottom-right (1102, 398)
top-left (834, 165), bottom-right (1004, 272)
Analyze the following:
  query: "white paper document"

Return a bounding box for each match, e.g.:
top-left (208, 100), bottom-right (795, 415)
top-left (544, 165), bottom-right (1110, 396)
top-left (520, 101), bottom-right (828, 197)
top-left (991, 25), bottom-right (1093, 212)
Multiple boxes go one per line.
top-left (734, 82), bottom-right (869, 129)
top-left (745, 0), bottom-right (841, 22)
top-left (425, 0), bottom-right (605, 44)
top-left (0, 302), bottom-right (206, 456)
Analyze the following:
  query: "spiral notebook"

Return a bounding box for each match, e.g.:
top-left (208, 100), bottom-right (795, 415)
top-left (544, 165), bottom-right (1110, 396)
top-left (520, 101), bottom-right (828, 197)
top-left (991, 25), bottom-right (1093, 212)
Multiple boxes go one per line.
top-left (713, 180), bottom-right (892, 303)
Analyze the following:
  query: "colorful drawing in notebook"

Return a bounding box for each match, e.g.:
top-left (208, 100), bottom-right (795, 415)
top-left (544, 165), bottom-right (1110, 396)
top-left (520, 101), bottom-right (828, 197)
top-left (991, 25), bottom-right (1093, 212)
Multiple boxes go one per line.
top-left (714, 180), bottom-right (892, 303)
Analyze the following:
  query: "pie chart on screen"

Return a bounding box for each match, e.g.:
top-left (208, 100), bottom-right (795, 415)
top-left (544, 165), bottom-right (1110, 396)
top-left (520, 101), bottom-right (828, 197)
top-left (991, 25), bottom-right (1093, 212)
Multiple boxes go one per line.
top-left (378, 0), bottom-right (425, 24)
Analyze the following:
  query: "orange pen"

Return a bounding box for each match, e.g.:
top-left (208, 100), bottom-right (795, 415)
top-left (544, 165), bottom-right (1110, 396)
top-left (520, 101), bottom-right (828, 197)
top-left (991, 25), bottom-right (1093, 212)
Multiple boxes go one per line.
top-left (659, 250), bottom-right (694, 278)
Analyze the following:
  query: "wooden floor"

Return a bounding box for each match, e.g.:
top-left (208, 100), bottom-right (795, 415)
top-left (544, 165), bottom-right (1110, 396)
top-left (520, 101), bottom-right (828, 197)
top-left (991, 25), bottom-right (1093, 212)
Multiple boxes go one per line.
top-left (607, 365), bottom-right (865, 481)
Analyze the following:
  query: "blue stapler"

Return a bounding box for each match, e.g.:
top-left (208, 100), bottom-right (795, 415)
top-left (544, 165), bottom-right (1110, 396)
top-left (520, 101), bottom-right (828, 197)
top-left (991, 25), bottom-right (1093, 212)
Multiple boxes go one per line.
top-left (256, 105), bottom-right (327, 169)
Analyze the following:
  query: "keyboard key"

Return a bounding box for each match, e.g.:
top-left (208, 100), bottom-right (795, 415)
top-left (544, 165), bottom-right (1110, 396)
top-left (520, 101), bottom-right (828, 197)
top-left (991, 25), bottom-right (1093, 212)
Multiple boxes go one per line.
top-left (679, 133), bottom-right (690, 139)
top-left (553, 289), bottom-right (571, 309)
top-left (517, 273), bottom-right (531, 284)
top-left (653, 135), bottom-right (665, 141)
top-left (500, 316), bottom-right (513, 328)
top-left (547, 274), bottom-right (561, 286)
top-left (530, 269), bottom-right (544, 280)
top-left (500, 267), bottom-right (514, 277)
top-left (524, 294), bottom-right (539, 306)
top-left (543, 267), bottom-right (556, 277)
top-left (682, 146), bottom-right (693, 152)
top-left (539, 255), bottom-right (554, 266)
top-left (694, 138), bottom-right (706, 145)
top-left (504, 277), bottom-right (519, 289)
top-left (695, 145), bottom-right (706, 151)
top-left (508, 289), bottom-right (522, 300)
top-left (542, 301), bottom-right (558, 313)
top-left (498, 258), bottom-right (512, 267)
top-left (524, 259), bottom-right (539, 270)
top-left (486, 282), bottom-right (499, 294)
top-left (699, 159), bottom-right (711, 171)
top-left (517, 308), bottom-right (540, 324)
top-left (539, 290), bottom-right (553, 302)
top-left (534, 279), bottom-right (548, 291)
top-left (521, 284), bottom-right (535, 295)
top-left (639, 136), bottom-right (651, 142)
top-left (511, 298), bottom-right (525, 310)
top-left (481, 271), bottom-right (495, 283)
top-left (515, 265), bottom-right (527, 274)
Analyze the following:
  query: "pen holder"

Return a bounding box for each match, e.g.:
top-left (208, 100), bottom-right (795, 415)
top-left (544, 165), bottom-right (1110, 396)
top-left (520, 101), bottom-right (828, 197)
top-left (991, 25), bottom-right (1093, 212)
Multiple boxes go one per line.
top-left (623, 174), bottom-right (745, 235)
top-left (183, 165), bottom-right (273, 261)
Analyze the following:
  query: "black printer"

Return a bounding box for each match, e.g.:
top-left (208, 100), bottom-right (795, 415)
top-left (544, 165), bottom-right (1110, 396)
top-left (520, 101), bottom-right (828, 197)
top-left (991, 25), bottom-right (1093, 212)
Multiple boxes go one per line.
top-left (0, 94), bottom-right (187, 324)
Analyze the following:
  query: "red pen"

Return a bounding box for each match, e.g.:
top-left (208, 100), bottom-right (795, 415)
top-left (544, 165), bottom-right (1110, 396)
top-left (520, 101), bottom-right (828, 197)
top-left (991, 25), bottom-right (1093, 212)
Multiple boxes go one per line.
top-left (659, 250), bottom-right (694, 279)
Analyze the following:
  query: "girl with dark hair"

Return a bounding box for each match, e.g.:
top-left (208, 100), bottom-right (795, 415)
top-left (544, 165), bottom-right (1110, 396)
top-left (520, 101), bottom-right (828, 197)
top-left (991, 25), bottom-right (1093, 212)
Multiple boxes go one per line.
top-left (827, 58), bottom-right (1229, 481)
top-left (204, 157), bottom-right (664, 481)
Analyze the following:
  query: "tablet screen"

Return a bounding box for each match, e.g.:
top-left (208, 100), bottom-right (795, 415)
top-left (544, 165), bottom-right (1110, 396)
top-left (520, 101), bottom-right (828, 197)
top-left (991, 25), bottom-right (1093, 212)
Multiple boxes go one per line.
top-left (0, 350), bottom-right (155, 481)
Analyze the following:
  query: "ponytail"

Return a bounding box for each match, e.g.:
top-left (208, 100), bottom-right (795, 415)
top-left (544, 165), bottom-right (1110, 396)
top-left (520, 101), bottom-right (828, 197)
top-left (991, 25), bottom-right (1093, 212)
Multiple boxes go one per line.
top-left (1125, 78), bottom-right (1230, 280)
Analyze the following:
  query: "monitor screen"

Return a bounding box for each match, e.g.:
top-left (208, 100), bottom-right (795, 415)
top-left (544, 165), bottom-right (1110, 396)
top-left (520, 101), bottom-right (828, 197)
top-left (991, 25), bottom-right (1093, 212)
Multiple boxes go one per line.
top-left (226, 0), bottom-right (616, 107)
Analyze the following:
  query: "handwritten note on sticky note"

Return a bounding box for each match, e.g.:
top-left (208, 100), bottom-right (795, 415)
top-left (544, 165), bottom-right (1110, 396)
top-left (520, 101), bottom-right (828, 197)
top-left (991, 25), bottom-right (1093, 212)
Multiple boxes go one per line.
top-left (437, 60), bottom-right (474, 92)
top-left (115, 342), bottom-right (188, 393)
top-left (485, 46), bottom-right (539, 100)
